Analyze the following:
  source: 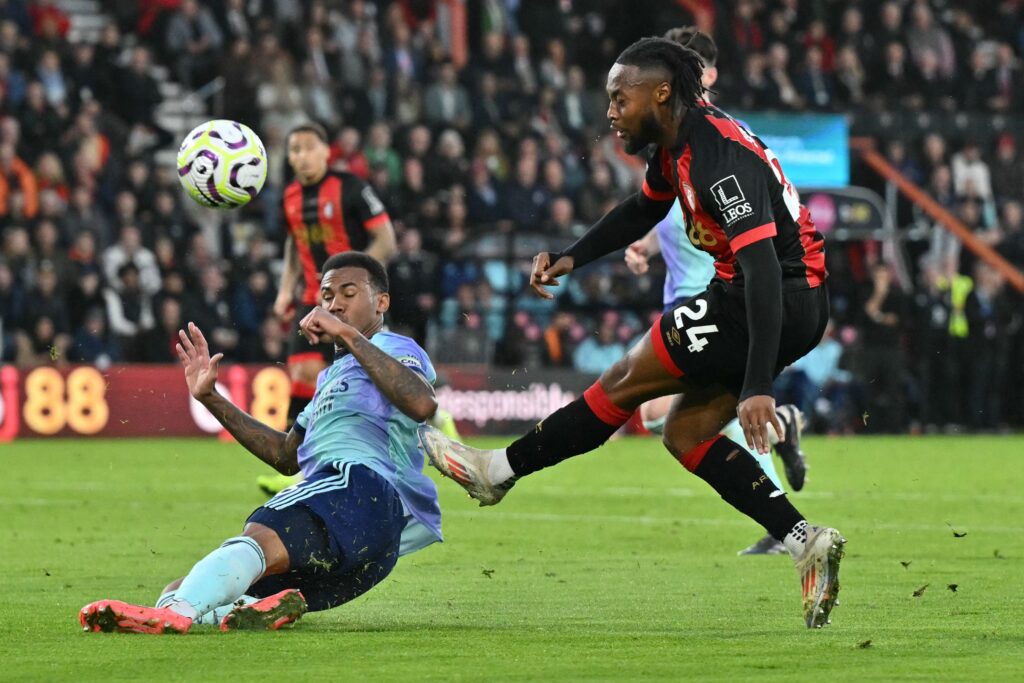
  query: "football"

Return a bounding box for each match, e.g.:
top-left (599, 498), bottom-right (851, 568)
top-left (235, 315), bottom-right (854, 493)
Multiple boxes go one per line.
top-left (176, 119), bottom-right (267, 209)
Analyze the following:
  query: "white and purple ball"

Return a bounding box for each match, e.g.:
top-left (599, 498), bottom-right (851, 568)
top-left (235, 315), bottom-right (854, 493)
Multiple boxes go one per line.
top-left (176, 119), bottom-right (267, 209)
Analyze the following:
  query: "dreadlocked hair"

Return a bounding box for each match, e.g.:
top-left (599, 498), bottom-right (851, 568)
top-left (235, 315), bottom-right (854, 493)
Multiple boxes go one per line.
top-left (615, 37), bottom-right (705, 119)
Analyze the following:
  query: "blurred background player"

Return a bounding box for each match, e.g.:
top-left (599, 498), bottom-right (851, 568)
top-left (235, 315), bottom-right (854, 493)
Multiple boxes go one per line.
top-left (623, 27), bottom-right (807, 555)
top-left (261, 122), bottom-right (397, 494)
top-left (81, 253), bottom-right (442, 634)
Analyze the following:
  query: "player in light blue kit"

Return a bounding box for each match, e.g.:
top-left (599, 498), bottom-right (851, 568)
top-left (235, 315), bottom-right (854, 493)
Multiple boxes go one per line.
top-left (80, 252), bottom-right (442, 634)
top-left (624, 27), bottom-right (807, 556)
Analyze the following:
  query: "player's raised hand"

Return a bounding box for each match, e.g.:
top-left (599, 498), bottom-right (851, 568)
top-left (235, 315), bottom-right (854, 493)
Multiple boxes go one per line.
top-left (625, 241), bottom-right (649, 275)
top-left (737, 394), bottom-right (784, 455)
top-left (176, 322), bottom-right (223, 400)
top-left (529, 252), bottom-right (574, 300)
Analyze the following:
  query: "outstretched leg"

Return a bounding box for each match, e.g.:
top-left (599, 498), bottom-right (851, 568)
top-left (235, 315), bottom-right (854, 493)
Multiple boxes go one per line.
top-left (421, 330), bottom-right (684, 504)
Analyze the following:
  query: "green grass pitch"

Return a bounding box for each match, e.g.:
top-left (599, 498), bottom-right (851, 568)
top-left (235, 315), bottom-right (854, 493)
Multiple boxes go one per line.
top-left (2, 435), bottom-right (1023, 681)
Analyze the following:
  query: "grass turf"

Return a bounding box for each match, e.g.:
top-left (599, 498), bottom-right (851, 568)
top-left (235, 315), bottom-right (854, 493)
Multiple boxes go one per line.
top-left (1, 435), bottom-right (1022, 681)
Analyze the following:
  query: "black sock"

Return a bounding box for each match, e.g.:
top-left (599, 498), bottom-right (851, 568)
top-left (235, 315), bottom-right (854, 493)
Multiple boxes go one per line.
top-left (679, 435), bottom-right (803, 540)
top-left (506, 383), bottom-right (632, 476)
top-left (287, 395), bottom-right (311, 428)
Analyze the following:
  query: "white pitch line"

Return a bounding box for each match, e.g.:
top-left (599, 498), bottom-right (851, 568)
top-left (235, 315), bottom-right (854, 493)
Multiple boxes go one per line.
top-left (444, 509), bottom-right (1024, 534)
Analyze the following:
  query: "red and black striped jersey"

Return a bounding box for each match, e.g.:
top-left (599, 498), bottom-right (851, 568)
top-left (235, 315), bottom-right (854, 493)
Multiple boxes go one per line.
top-left (642, 102), bottom-right (826, 291)
top-left (282, 171), bottom-right (390, 305)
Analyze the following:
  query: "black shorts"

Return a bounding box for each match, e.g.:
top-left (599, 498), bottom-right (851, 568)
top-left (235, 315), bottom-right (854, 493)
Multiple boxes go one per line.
top-left (651, 280), bottom-right (829, 396)
top-left (287, 303), bottom-right (335, 365)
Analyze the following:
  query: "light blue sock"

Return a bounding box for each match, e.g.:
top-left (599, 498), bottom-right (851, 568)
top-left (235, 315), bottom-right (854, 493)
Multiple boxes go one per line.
top-left (157, 589), bottom-right (259, 625)
top-left (721, 418), bottom-right (785, 490)
top-left (168, 536), bottom-right (266, 619)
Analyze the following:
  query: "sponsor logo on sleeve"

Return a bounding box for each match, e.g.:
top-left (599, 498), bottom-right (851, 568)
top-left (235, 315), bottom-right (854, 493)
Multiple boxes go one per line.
top-left (711, 175), bottom-right (753, 226)
top-left (362, 186), bottom-right (385, 215)
top-left (397, 355), bottom-right (424, 371)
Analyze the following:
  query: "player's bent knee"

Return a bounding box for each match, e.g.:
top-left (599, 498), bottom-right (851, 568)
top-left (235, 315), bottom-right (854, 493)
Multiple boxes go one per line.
top-left (242, 522), bottom-right (290, 576)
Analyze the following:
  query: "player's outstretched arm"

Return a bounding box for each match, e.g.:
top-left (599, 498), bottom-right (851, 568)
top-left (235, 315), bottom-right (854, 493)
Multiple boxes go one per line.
top-left (530, 191), bottom-right (673, 298)
top-left (176, 322), bottom-right (300, 474)
top-left (299, 309), bottom-right (437, 422)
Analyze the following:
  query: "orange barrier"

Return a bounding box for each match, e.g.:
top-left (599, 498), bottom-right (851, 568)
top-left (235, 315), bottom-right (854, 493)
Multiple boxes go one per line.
top-left (851, 137), bottom-right (1024, 293)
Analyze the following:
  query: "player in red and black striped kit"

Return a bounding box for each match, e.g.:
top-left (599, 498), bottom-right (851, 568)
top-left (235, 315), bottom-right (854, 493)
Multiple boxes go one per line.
top-left (420, 38), bottom-right (845, 629)
top-left (273, 123), bottom-right (396, 422)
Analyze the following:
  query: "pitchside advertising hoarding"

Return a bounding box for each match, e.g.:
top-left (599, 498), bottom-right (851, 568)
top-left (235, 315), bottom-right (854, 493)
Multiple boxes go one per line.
top-left (0, 364), bottom-right (602, 440)
top-left (736, 112), bottom-right (850, 189)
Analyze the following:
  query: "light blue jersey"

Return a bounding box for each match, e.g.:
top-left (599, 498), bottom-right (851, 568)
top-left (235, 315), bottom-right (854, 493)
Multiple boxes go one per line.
top-left (656, 199), bottom-right (717, 310)
top-left (295, 331), bottom-right (442, 554)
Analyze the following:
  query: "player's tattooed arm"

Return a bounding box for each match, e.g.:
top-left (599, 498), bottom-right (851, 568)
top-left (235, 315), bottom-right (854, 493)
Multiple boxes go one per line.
top-left (344, 333), bottom-right (438, 422)
top-left (200, 392), bottom-right (301, 475)
top-left (177, 322), bottom-right (300, 474)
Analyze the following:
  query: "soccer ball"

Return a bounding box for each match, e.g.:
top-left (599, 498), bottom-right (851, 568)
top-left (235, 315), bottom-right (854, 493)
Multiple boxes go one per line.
top-left (176, 119), bottom-right (267, 209)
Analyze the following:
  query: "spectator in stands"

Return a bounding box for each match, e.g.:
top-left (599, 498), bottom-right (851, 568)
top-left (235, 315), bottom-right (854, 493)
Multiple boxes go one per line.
top-left (67, 263), bottom-right (104, 332)
top-left (424, 60), bottom-right (472, 131)
top-left (547, 196), bottom-right (585, 238)
top-left (765, 43), bottom-right (802, 110)
top-left (958, 46), bottom-right (999, 111)
top-left (859, 262), bottom-right (910, 432)
top-left (910, 257), bottom-right (954, 431)
top-left (102, 225), bottom-right (160, 296)
top-left (165, 0), bottom-right (225, 89)
top-left (139, 295), bottom-right (183, 363)
top-left (907, 4), bottom-right (955, 79)
top-left (33, 218), bottom-right (69, 288)
top-left (387, 228), bottom-right (438, 345)
top-left (181, 263), bottom-right (238, 359)
top-left (991, 134), bottom-right (1024, 204)
top-left (230, 267), bottom-right (275, 362)
top-left (833, 46), bottom-right (866, 108)
top-left (433, 128), bottom-right (468, 191)
top-left (69, 307), bottom-right (118, 366)
top-left (0, 259), bottom-right (25, 360)
top-left (0, 51), bottom-right (25, 109)
top-left (542, 311), bottom-right (578, 367)
top-left (472, 71), bottom-right (510, 133)
top-left (65, 185), bottom-right (111, 247)
top-left (874, 42), bottom-right (918, 109)
top-left (992, 43), bottom-right (1021, 112)
top-left (837, 8), bottom-right (877, 73)
top-left (104, 261), bottom-right (155, 361)
top-left (257, 57), bottom-right (305, 137)
top-left (16, 314), bottom-right (70, 367)
top-left (115, 46), bottom-right (173, 150)
top-left (952, 139), bottom-right (993, 201)
top-left (796, 45), bottom-right (835, 110)
top-left (0, 141), bottom-right (37, 219)
top-left (965, 263), bottom-right (1010, 430)
top-left (997, 201), bottom-right (1024, 265)
top-left (572, 312), bottom-right (626, 376)
top-left (914, 49), bottom-right (955, 111)
top-left (1, 224), bottom-right (32, 285)
top-left (504, 155), bottom-right (549, 230)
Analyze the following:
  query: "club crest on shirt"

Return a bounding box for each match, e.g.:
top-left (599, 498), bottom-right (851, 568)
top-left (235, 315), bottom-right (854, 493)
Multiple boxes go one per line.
top-left (324, 201), bottom-right (334, 219)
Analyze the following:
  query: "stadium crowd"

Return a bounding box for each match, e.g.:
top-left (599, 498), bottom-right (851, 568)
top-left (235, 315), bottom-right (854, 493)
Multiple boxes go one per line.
top-left (0, 0), bottom-right (1022, 434)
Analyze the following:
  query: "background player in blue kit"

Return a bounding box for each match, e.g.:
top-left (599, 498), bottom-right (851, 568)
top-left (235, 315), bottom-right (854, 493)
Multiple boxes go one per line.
top-left (624, 27), bottom-right (808, 556)
top-left (80, 252), bottom-right (442, 634)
